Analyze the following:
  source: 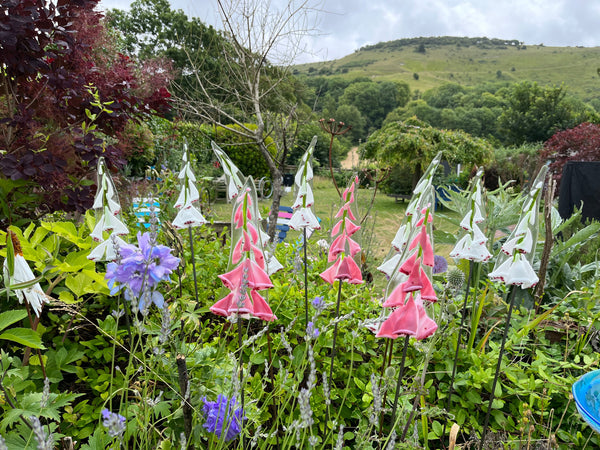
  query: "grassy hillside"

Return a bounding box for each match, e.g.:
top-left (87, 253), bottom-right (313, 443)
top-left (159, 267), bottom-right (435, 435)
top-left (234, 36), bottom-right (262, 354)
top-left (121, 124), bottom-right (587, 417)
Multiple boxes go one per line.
top-left (294, 36), bottom-right (600, 102)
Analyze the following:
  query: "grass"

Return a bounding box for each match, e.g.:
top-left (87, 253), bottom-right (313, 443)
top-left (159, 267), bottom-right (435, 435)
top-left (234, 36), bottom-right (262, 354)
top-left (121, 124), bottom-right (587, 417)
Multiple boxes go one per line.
top-left (295, 41), bottom-right (600, 102)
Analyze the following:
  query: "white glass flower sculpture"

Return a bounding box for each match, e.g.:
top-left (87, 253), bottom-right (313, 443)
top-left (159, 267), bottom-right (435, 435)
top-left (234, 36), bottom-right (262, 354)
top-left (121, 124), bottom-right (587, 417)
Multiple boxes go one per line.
top-left (377, 152), bottom-right (442, 278)
top-left (88, 158), bottom-right (129, 262)
top-left (289, 136), bottom-right (320, 236)
top-left (4, 230), bottom-right (48, 317)
top-left (172, 142), bottom-right (207, 229)
top-left (488, 166), bottom-right (548, 289)
top-left (449, 168), bottom-right (492, 263)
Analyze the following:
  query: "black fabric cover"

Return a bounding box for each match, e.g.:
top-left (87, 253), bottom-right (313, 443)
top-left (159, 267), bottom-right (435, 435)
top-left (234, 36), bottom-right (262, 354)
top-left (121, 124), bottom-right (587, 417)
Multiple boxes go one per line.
top-left (558, 161), bottom-right (600, 221)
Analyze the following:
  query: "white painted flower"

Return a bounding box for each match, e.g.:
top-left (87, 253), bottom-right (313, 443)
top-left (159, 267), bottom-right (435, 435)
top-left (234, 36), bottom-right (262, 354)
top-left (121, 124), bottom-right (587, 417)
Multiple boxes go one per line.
top-left (4, 232), bottom-right (48, 317)
top-left (377, 253), bottom-right (402, 278)
top-left (172, 203), bottom-right (207, 229)
top-left (290, 136), bottom-right (319, 236)
top-left (289, 207), bottom-right (321, 231)
top-left (451, 168), bottom-right (492, 262)
top-left (488, 253), bottom-right (538, 288)
top-left (90, 207), bottom-right (129, 242)
top-left (87, 235), bottom-right (128, 262)
top-left (174, 181), bottom-right (200, 209)
top-left (488, 166), bottom-right (548, 288)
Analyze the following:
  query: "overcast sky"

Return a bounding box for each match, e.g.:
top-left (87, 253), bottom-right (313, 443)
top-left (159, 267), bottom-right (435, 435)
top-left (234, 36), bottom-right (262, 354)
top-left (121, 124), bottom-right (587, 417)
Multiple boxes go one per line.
top-left (97, 0), bottom-right (600, 63)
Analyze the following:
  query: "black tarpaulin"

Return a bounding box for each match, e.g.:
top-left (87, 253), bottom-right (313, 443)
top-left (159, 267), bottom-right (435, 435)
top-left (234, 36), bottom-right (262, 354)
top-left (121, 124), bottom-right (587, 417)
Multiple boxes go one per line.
top-left (558, 161), bottom-right (600, 221)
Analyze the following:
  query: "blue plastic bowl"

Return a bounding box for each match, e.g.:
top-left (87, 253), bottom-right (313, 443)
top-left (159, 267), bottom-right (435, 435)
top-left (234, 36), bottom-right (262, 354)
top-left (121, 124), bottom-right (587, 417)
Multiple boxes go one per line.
top-left (572, 369), bottom-right (600, 433)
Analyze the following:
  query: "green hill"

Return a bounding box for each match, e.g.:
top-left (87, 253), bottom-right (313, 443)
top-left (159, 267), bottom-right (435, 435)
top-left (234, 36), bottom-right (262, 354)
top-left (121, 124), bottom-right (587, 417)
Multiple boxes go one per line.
top-left (294, 36), bottom-right (600, 103)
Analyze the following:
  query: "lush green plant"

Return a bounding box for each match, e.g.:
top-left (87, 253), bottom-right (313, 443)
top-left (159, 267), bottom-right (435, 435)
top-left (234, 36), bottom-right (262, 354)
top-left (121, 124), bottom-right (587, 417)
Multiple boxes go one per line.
top-left (1, 172), bottom-right (599, 449)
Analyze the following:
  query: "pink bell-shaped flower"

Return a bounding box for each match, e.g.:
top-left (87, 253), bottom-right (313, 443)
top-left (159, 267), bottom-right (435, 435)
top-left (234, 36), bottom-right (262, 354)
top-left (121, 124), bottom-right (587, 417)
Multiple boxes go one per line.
top-left (219, 258), bottom-right (274, 291)
top-left (376, 295), bottom-right (419, 339)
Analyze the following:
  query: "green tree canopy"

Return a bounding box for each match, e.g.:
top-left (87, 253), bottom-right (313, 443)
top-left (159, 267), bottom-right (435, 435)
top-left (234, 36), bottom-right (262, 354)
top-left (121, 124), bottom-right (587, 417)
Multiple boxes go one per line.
top-left (364, 118), bottom-right (493, 186)
top-left (107, 0), bottom-right (226, 92)
top-left (498, 81), bottom-right (596, 145)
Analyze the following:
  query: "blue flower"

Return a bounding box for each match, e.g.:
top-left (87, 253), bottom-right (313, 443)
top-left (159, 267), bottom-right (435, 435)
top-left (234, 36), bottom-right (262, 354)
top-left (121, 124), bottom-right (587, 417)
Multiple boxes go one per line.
top-left (311, 296), bottom-right (325, 311)
top-left (105, 232), bottom-right (180, 311)
top-left (101, 409), bottom-right (126, 438)
top-left (433, 255), bottom-right (448, 274)
top-left (201, 394), bottom-right (244, 442)
top-left (306, 321), bottom-right (320, 339)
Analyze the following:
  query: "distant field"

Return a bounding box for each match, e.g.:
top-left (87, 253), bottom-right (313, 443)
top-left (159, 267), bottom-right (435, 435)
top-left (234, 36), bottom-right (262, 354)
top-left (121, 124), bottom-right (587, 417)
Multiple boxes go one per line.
top-left (294, 38), bottom-right (600, 102)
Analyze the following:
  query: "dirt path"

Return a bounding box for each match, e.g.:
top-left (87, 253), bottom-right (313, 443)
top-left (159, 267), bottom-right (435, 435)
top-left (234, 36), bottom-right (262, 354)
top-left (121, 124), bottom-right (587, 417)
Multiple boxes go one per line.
top-left (341, 147), bottom-right (359, 169)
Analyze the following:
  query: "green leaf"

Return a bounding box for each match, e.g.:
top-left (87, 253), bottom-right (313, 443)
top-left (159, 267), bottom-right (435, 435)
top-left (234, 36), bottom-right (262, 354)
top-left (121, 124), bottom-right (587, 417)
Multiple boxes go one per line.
top-left (0, 327), bottom-right (44, 349)
top-left (65, 272), bottom-right (98, 298)
top-left (5, 230), bottom-right (15, 277)
top-left (0, 310), bottom-right (27, 332)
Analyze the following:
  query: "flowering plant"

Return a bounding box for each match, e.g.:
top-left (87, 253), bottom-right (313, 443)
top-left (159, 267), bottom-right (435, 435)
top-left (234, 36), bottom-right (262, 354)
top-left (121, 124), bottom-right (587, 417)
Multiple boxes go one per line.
top-left (172, 141), bottom-right (207, 229)
top-left (210, 179), bottom-right (276, 321)
top-left (289, 136), bottom-right (320, 234)
top-left (320, 175), bottom-right (363, 285)
top-left (488, 166), bottom-right (548, 288)
top-left (201, 394), bottom-right (244, 442)
top-left (88, 157), bottom-right (129, 262)
top-left (105, 231), bottom-right (180, 313)
top-left (449, 168), bottom-right (492, 263)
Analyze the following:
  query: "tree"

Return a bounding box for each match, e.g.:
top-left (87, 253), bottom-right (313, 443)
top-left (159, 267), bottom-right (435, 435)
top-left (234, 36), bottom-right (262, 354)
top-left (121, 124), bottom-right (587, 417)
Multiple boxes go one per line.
top-left (334, 104), bottom-right (366, 142)
top-left (107, 0), bottom-right (225, 95)
top-left (0, 0), bottom-right (172, 221)
top-left (540, 122), bottom-right (600, 188)
top-left (364, 118), bottom-right (493, 187)
top-left (173, 0), bottom-right (319, 240)
top-left (497, 81), bottom-right (590, 145)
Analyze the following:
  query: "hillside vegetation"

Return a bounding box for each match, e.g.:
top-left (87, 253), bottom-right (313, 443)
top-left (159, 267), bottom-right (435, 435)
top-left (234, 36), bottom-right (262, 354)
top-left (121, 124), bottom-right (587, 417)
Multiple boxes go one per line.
top-left (294, 36), bottom-right (600, 103)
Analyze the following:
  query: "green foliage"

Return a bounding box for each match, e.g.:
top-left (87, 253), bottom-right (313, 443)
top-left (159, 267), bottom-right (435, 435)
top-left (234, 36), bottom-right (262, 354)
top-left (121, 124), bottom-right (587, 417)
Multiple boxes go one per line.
top-left (484, 143), bottom-right (542, 190)
top-left (364, 118), bottom-right (493, 184)
top-left (1, 173), bottom-right (599, 449)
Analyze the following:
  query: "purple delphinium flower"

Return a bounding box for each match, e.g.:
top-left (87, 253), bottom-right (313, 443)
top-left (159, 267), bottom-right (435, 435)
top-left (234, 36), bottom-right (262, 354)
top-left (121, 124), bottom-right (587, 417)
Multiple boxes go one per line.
top-left (106, 232), bottom-right (180, 311)
top-left (201, 394), bottom-right (244, 442)
top-left (101, 409), bottom-right (126, 438)
top-left (433, 255), bottom-right (448, 274)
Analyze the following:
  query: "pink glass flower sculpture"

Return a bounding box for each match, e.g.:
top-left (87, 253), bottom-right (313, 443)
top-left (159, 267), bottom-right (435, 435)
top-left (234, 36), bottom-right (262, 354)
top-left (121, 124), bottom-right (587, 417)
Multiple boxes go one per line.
top-left (375, 203), bottom-right (438, 341)
top-left (210, 179), bottom-right (276, 321)
top-left (320, 176), bottom-right (363, 285)
top-left (488, 166), bottom-right (548, 289)
top-left (211, 141), bottom-right (282, 275)
top-left (173, 142), bottom-right (207, 229)
top-left (88, 157), bottom-right (129, 262)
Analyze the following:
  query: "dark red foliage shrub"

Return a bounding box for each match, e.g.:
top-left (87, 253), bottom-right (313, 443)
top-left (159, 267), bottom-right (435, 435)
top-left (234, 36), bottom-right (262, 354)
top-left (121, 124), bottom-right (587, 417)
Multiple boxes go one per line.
top-left (0, 0), bottom-right (173, 221)
top-left (540, 122), bottom-right (600, 189)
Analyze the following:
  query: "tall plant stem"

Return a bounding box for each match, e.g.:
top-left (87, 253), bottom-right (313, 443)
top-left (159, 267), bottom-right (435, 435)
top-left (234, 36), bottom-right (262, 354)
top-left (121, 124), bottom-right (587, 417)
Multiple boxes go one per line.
top-left (378, 338), bottom-right (395, 436)
top-left (237, 320), bottom-right (245, 449)
top-left (266, 329), bottom-right (280, 448)
top-left (188, 227), bottom-right (202, 342)
top-left (479, 286), bottom-right (517, 450)
top-left (390, 335), bottom-right (411, 428)
top-left (327, 134), bottom-right (341, 197)
top-left (188, 227), bottom-right (199, 304)
top-left (303, 228), bottom-right (309, 326)
top-left (441, 260), bottom-right (474, 442)
top-left (329, 279), bottom-right (344, 383)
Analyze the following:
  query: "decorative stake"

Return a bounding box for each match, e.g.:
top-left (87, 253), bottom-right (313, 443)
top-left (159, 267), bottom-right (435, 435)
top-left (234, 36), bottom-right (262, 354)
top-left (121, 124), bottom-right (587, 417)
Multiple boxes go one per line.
top-left (479, 165), bottom-right (548, 449)
top-left (289, 136), bottom-right (320, 325)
